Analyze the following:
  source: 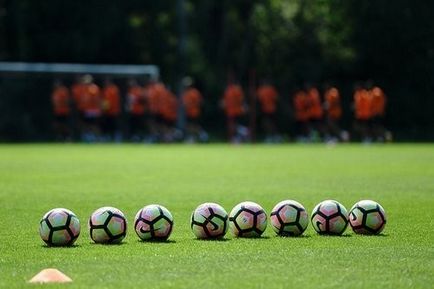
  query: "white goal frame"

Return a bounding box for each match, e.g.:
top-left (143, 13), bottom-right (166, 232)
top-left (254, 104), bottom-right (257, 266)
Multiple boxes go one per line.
top-left (0, 62), bottom-right (160, 80)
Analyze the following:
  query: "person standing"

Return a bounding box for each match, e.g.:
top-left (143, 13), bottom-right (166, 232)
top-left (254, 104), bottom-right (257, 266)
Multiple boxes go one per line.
top-left (222, 83), bottom-right (248, 143)
top-left (324, 86), bottom-right (348, 142)
top-left (160, 88), bottom-right (179, 142)
top-left (353, 84), bottom-right (373, 142)
top-left (51, 80), bottom-right (71, 141)
top-left (182, 84), bottom-right (204, 142)
top-left (370, 85), bottom-right (391, 142)
top-left (81, 75), bottom-right (102, 142)
top-left (257, 83), bottom-right (279, 142)
top-left (126, 79), bottom-right (145, 141)
top-left (101, 79), bottom-right (121, 141)
top-left (293, 89), bottom-right (309, 140)
top-left (306, 86), bottom-right (324, 141)
top-left (144, 81), bottom-right (164, 142)
top-left (71, 75), bottom-right (86, 138)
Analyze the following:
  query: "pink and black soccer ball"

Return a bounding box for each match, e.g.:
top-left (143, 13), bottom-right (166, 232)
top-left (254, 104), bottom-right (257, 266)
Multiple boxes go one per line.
top-left (229, 201), bottom-right (267, 237)
top-left (39, 208), bottom-right (80, 246)
top-left (134, 204), bottom-right (174, 241)
top-left (270, 200), bottom-right (309, 236)
top-left (191, 202), bottom-right (228, 239)
top-left (311, 200), bottom-right (348, 235)
top-left (89, 206), bottom-right (127, 244)
top-left (349, 200), bottom-right (386, 235)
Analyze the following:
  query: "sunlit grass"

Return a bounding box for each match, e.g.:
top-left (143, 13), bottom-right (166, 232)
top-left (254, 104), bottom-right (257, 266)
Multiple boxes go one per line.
top-left (0, 144), bottom-right (433, 288)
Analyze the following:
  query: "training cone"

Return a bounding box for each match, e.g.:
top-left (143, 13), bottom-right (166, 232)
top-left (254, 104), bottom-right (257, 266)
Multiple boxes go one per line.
top-left (28, 268), bottom-right (72, 283)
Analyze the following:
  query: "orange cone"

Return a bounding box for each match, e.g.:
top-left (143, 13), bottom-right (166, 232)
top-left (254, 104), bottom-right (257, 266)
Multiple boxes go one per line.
top-left (28, 268), bottom-right (72, 283)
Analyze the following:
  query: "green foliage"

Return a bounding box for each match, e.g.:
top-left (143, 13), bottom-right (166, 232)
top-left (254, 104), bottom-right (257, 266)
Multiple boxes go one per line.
top-left (0, 0), bottom-right (433, 140)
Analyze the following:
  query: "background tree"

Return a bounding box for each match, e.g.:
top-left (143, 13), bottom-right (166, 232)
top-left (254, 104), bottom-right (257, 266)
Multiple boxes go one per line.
top-left (0, 0), bottom-right (433, 140)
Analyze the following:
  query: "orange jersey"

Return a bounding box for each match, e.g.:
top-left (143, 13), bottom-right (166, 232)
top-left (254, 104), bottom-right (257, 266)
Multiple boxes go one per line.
top-left (223, 84), bottom-right (244, 118)
top-left (145, 84), bottom-right (159, 115)
top-left (82, 84), bottom-right (102, 115)
top-left (127, 85), bottom-right (145, 115)
top-left (257, 85), bottom-right (278, 114)
top-left (146, 83), bottom-right (166, 115)
top-left (182, 88), bottom-right (202, 118)
top-left (293, 90), bottom-right (309, 122)
top-left (306, 88), bottom-right (323, 120)
top-left (51, 86), bottom-right (71, 116)
top-left (371, 86), bottom-right (386, 116)
top-left (354, 88), bottom-right (373, 120)
top-left (71, 83), bottom-right (86, 112)
top-left (102, 84), bottom-right (121, 116)
top-left (161, 91), bottom-right (178, 122)
top-left (324, 87), bottom-right (342, 120)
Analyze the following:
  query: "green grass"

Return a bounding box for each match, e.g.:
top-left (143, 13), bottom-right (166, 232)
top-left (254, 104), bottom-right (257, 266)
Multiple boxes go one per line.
top-left (0, 144), bottom-right (433, 289)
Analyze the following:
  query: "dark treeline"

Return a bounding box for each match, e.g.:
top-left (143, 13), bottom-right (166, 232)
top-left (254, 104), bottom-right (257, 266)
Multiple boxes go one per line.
top-left (0, 0), bottom-right (433, 141)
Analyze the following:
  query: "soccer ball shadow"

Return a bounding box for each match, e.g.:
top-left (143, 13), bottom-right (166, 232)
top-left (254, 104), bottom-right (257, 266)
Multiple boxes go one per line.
top-left (274, 234), bottom-right (312, 239)
top-left (232, 235), bottom-right (271, 240)
top-left (89, 241), bottom-right (127, 246)
top-left (317, 233), bottom-right (353, 238)
top-left (137, 239), bottom-right (176, 244)
top-left (193, 237), bottom-right (230, 242)
top-left (41, 244), bottom-right (80, 249)
top-left (355, 233), bottom-right (388, 237)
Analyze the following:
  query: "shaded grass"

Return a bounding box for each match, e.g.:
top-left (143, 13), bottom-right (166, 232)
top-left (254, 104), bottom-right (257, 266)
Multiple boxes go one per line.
top-left (0, 144), bottom-right (433, 288)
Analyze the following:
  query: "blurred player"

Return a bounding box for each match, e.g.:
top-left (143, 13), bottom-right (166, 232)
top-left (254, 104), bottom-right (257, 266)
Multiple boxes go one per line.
top-left (144, 80), bottom-right (164, 142)
top-left (293, 89), bottom-right (309, 141)
top-left (51, 80), bottom-right (71, 141)
top-left (182, 79), bottom-right (207, 143)
top-left (353, 83), bottom-right (373, 142)
top-left (306, 85), bottom-right (324, 142)
top-left (101, 79), bottom-right (121, 141)
top-left (71, 75), bottom-right (85, 110)
top-left (126, 79), bottom-right (145, 141)
top-left (71, 75), bottom-right (86, 138)
top-left (370, 85), bottom-right (392, 142)
top-left (324, 85), bottom-right (348, 142)
top-left (160, 87), bottom-right (180, 142)
top-left (222, 83), bottom-right (249, 143)
top-left (81, 75), bottom-right (102, 142)
top-left (257, 82), bottom-right (280, 142)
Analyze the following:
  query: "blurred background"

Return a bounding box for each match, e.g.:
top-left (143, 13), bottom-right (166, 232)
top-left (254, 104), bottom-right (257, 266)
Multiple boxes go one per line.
top-left (0, 0), bottom-right (433, 142)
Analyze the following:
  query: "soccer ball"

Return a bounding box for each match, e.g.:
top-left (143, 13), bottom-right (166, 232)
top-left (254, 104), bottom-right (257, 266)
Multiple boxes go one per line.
top-left (134, 204), bottom-right (174, 241)
top-left (349, 200), bottom-right (387, 235)
top-left (39, 208), bottom-right (80, 246)
top-left (191, 202), bottom-right (228, 239)
top-left (89, 207), bottom-right (127, 244)
top-left (311, 200), bottom-right (348, 235)
top-left (229, 201), bottom-right (267, 237)
top-left (270, 200), bottom-right (309, 236)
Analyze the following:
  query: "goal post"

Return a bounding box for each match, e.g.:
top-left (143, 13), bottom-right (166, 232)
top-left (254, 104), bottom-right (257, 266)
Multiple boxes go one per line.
top-left (0, 62), bottom-right (160, 80)
top-left (0, 62), bottom-right (160, 141)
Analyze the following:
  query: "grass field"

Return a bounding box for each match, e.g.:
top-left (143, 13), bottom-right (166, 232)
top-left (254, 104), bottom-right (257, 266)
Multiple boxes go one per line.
top-left (0, 144), bottom-right (433, 289)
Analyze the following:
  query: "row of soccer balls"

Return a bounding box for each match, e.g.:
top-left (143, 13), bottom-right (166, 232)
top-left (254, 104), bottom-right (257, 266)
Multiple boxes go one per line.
top-left (39, 199), bottom-right (387, 246)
